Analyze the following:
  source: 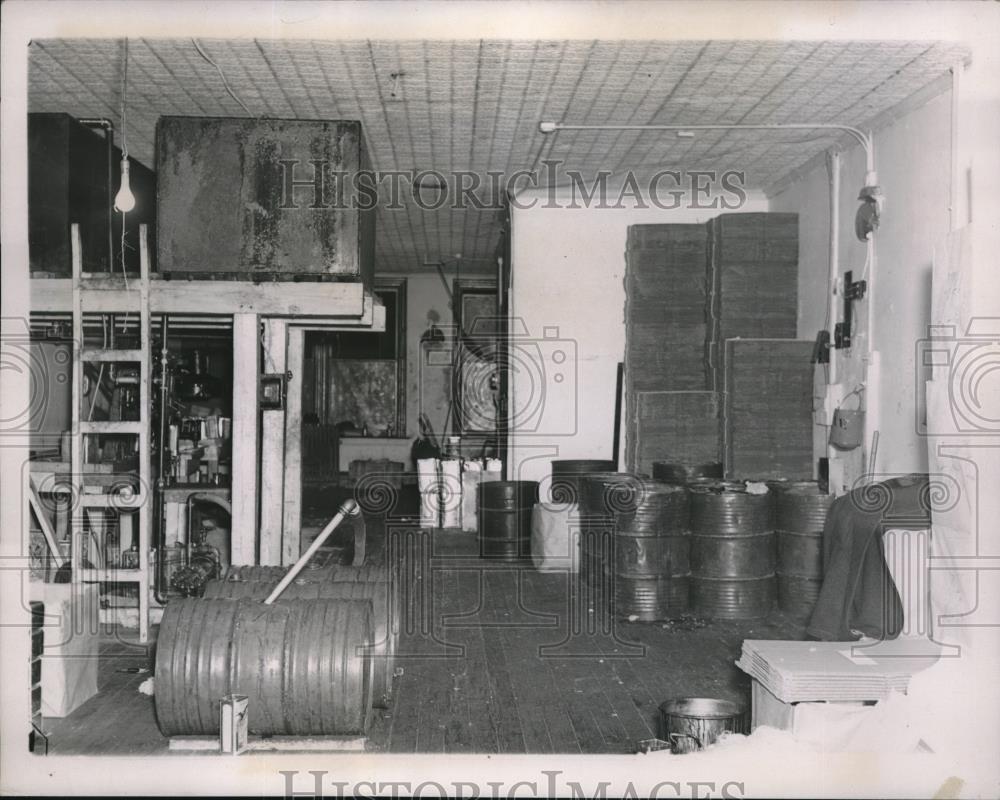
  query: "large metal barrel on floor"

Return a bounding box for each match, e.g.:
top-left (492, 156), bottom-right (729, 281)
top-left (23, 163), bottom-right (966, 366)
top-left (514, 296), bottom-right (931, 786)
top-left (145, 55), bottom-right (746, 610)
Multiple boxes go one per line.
top-left (219, 563), bottom-right (392, 584)
top-left (550, 459), bottom-right (617, 505)
top-left (773, 481), bottom-right (833, 618)
top-left (202, 577), bottom-right (399, 708)
top-left (154, 598), bottom-right (374, 737)
top-left (689, 482), bottom-right (776, 618)
top-left (652, 461), bottom-right (724, 486)
top-left (611, 478), bottom-right (689, 620)
top-left (478, 481), bottom-right (539, 560)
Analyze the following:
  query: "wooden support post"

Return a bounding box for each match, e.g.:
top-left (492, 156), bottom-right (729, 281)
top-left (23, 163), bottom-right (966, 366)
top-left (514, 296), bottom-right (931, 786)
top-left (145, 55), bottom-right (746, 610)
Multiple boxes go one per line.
top-left (230, 313), bottom-right (260, 565)
top-left (259, 319), bottom-right (287, 566)
top-left (282, 327), bottom-right (304, 565)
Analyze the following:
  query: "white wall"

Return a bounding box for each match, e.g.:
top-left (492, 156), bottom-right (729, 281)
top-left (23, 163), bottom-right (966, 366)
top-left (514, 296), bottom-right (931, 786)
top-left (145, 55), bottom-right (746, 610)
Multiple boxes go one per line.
top-left (771, 89), bottom-right (954, 476)
top-left (508, 191), bottom-right (768, 484)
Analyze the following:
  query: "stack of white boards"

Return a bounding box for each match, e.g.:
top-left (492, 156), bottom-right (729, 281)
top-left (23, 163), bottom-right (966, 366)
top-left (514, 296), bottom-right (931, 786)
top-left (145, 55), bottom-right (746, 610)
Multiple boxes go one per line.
top-left (736, 638), bottom-right (944, 703)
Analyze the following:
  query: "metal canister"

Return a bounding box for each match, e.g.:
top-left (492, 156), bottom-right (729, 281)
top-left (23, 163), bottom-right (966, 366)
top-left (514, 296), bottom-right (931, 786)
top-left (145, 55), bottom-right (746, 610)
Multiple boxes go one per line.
top-left (689, 481), bottom-right (776, 618)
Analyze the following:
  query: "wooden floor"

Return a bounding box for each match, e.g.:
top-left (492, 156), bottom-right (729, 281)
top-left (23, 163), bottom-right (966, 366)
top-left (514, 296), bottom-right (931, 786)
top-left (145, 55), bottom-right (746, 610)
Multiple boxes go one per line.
top-left (39, 523), bottom-right (805, 755)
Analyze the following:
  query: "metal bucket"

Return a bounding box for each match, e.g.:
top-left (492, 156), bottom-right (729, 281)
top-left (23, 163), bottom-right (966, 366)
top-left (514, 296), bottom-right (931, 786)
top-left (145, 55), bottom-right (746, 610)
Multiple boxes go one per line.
top-left (657, 697), bottom-right (748, 753)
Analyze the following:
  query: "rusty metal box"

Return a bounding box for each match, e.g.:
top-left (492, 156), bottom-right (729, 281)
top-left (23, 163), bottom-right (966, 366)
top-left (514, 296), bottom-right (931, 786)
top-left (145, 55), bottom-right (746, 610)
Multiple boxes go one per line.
top-left (156, 117), bottom-right (375, 280)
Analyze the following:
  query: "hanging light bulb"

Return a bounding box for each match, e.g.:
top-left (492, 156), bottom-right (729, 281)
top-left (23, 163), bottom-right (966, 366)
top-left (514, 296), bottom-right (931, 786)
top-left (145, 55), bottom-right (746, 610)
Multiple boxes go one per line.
top-left (114, 156), bottom-right (136, 213)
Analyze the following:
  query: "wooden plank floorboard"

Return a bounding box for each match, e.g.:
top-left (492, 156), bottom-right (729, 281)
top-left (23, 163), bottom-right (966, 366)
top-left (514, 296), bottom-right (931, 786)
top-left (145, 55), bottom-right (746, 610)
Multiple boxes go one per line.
top-left (508, 568), bottom-right (581, 753)
top-left (544, 654), bottom-right (609, 753)
top-left (441, 568), bottom-right (475, 753)
top-left (495, 568), bottom-right (554, 753)
top-left (387, 630), bottom-right (423, 752)
top-left (480, 627), bottom-right (525, 753)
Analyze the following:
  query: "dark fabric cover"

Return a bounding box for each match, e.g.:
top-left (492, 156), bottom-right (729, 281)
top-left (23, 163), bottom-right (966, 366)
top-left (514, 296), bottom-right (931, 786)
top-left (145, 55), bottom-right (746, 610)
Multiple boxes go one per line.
top-left (806, 474), bottom-right (931, 641)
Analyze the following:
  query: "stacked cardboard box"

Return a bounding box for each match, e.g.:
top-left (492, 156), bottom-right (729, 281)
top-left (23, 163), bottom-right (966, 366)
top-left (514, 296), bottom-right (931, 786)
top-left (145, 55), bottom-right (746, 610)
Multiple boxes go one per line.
top-left (624, 224), bottom-right (709, 472)
top-left (722, 338), bottom-right (814, 479)
top-left (706, 213), bottom-right (799, 391)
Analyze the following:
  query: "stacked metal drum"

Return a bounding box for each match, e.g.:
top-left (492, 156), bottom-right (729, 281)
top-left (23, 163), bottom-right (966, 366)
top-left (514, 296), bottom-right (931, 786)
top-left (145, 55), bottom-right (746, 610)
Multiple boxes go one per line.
top-left (579, 472), bottom-right (690, 621)
top-left (772, 481), bottom-right (834, 619)
top-left (650, 461), bottom-right (724, 611)
top-left (688, 481), bottom-right (776, 618)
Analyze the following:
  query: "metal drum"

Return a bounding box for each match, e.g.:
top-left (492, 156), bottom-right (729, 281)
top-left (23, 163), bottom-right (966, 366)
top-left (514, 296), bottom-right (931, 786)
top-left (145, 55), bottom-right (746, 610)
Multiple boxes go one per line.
top-left (578, 472), bottom-right (640, 584)
top-left (652, 462), bottom-right (724, 485)
top-left (478, 481), bottom-right (539, 560)
top-left (612, 481), bottom-right (688, 620)
top-left (579, 475), bottom-right (689, 620)
top-left (658, 697), bottom-right (749, 753)
top-left (774, 481), bottom-right (833, 618)
top-left (550, 459), bottom-right (617, 505)
top-left (202, 578), bottom-right (399, 708)
top-left (689, 482), bottom-right (776, 618)
top-left (154, 598), bottom-right (374, 737)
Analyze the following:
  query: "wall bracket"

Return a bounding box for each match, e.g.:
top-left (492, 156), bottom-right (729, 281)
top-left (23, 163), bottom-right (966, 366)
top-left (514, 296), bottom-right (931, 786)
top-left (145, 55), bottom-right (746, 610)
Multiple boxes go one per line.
top-left (834, 270), bottom-right (867, 349)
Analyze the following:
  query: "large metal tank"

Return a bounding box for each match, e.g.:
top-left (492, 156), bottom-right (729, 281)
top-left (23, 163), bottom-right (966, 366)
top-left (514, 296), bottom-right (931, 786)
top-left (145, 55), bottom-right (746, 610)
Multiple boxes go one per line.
top-left (202, 577), bottom-right (399, 708)
top-left (689, 481), bottom-right (776, 618)
top-left (156, 117), bottom-right (375, 279)
top-left (773, 481), bottom-right (833, 618)
top-left (154, 598), bottom-right (374, 736)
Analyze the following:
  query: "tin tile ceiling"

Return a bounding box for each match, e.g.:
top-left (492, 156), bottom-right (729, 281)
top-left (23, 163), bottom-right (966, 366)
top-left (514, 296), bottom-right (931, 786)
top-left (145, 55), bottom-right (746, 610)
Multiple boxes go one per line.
top-left (28, 38), bottom-right (968, 273)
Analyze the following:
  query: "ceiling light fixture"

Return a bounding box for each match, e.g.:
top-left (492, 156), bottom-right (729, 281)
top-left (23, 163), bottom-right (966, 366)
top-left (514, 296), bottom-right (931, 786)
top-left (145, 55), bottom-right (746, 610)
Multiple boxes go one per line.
top-left (114, 38), bottom-right (135, 214)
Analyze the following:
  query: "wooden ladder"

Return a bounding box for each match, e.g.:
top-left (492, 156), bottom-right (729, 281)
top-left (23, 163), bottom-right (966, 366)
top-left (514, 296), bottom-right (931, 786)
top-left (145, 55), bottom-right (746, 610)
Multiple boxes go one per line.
top-left (69, 223), bottom-right (152, 643)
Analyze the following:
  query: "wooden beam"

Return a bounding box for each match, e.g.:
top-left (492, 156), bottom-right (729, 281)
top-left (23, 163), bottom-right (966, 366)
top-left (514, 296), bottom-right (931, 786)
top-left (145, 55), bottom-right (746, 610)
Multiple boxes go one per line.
top-left (230, 313), bottom-right (260, 565)
top-left (281, 327), bottom-right (305, 566)
top-left (29, 278), bottom-right (366, 317)
top-left (259, 319), bottom-right (287, 566)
